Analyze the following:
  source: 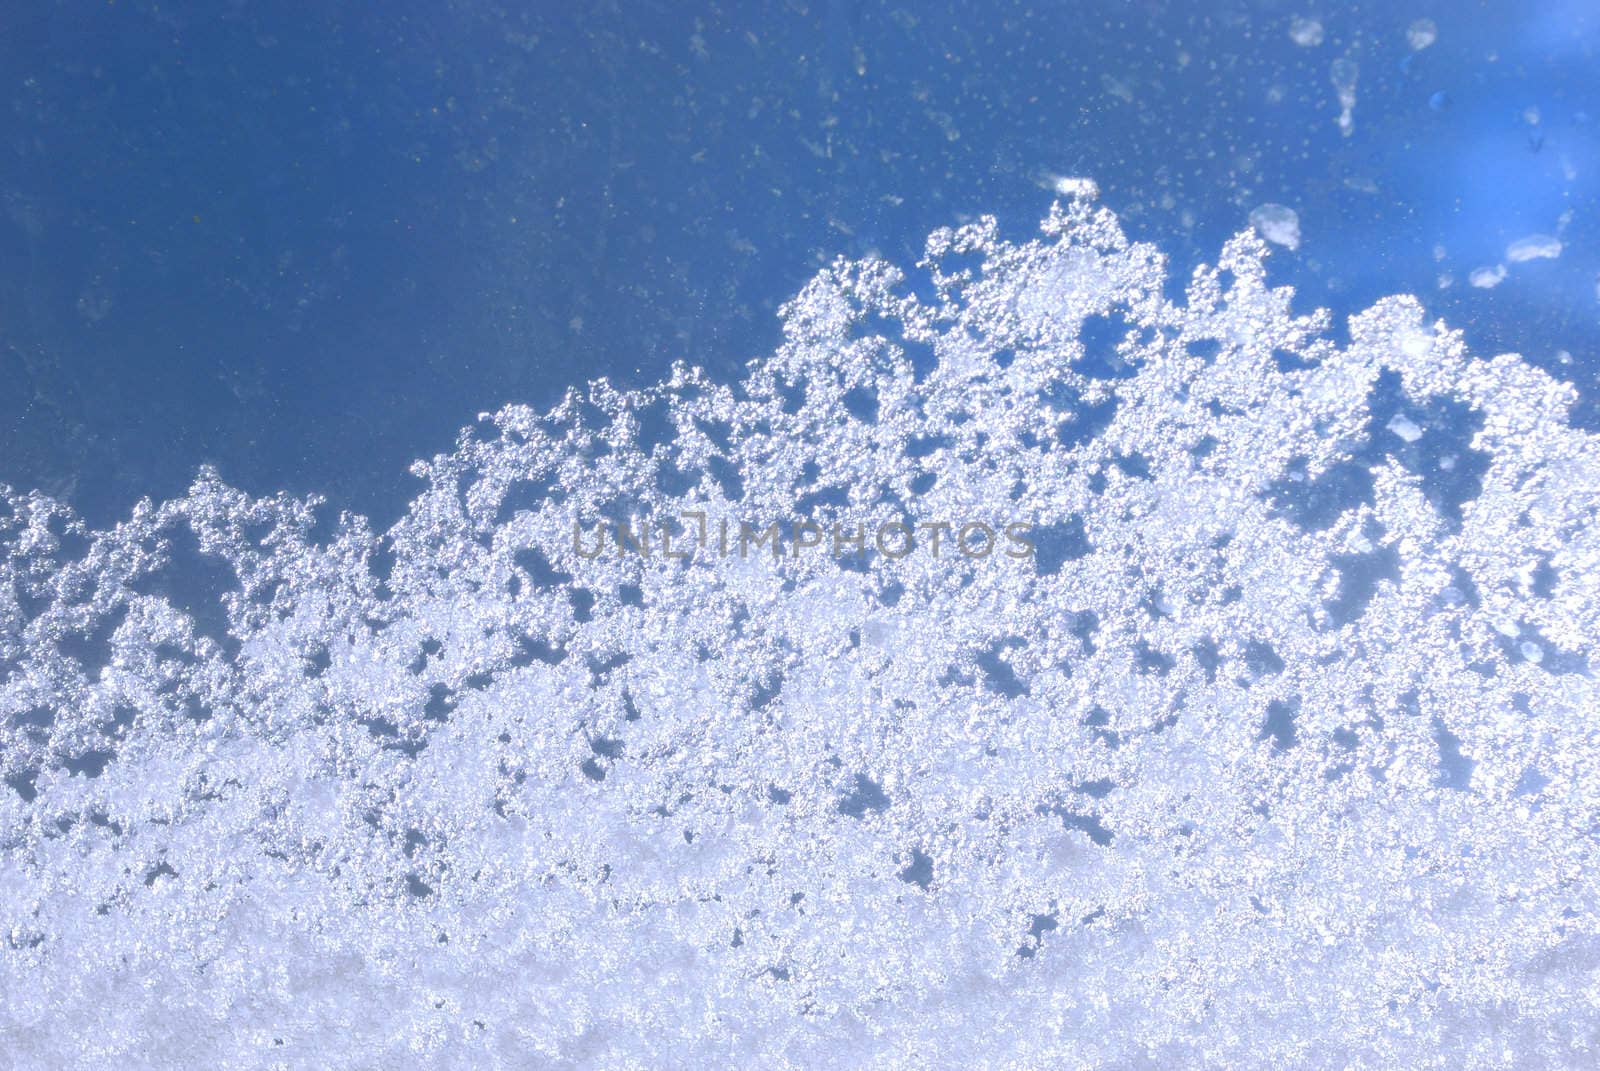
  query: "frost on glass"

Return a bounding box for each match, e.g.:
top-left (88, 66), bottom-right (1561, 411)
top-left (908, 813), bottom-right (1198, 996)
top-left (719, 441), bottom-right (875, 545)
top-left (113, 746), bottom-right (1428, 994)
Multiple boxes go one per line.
top-left (2, 193), bottom-right (1598, 1068)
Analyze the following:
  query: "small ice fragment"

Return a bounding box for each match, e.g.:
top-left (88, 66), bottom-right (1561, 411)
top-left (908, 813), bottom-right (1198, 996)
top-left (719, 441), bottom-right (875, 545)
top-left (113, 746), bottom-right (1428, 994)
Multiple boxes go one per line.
top-left (1387, 413), bottom-right (1424, 442)
top-left (1523, 106), bottom-right (1541, 127)
top-left (1429, 91), bottom-right (1452, 112)
top-left (1506, 235), bottom-right (1561, 263)
top-left (1407, 19), bottom-right (1438, 51)
top-left (1249, 204), bottom-right (1301, 250)
top-left (1331, 58), bottom-right (1359, 135)
top-left (1520, 641), bottom-right (1544, 664)
top-left (1439, 454), bottom-right (1457, 471)
top-left (1331, 58), bottom-right (1359, 93)
top-left (1100, 74), bottom-right (1135, 103)
top-left (1051, 175), bottom-right (1100, 199)
top-left (1469, 265), bottom-right (1507, 289)
top-left (1290, 17), bottom-right (1324, 46)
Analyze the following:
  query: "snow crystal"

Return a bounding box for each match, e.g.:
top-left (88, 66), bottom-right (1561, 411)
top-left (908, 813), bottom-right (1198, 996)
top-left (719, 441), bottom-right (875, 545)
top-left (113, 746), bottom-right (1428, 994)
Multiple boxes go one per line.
top-left (1506, 234), bottom-right (1563, 262)
top-left (1330, 57), bottom-right (1359, 135)
top-left (1289, 17), bottom-right (1325, 47)
top-left (1407, 18), bottom-right (1438, 51)
top-left (1249, 203), bottom-right (1301, 249)
top-left (1386, 412), bottom-right (1424, 442)
top-left (1049, 175), bottom-right (1100, 199)
top-left (3, 194), bottom-right (1599, 1068)
top-left (1470, 263), bottom-right (1508, 288)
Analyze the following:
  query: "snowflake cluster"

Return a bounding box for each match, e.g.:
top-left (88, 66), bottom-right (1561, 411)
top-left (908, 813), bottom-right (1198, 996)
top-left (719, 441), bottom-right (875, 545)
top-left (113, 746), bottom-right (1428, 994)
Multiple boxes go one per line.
top-left (3, 194), bottom-right (1597, 1068)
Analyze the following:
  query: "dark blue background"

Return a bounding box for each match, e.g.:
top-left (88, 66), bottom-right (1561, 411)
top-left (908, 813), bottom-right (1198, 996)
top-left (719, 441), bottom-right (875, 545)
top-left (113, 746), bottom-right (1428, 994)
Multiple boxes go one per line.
top-left (2, 0), bottom-right (1595, 528)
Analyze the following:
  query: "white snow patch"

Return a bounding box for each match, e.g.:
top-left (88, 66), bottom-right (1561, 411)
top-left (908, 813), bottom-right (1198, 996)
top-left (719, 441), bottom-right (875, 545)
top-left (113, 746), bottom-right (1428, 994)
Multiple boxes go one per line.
top-left (1249, 203), bottom-right (1301, 249)
top-left (1407, 19), bottom-right (1438, 51)
top-left (1470, 264), bottom-right (1507, 289)
top-left (1290, 17), bottom-right (1324, 47)
top-left (1387, 413), bottom-right (1424, 442)
top-left (1506, 234), bottom-right (1562, 263)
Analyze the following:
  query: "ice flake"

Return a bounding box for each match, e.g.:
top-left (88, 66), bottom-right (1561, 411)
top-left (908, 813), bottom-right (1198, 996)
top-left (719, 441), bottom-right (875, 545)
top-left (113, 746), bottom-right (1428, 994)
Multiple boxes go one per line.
top-left (1506, 234), bottom-right (1562, 263)
top-left (1249, 203), bottom-right (1301, 250)
top-left (1406, 18), bottom-right (1438, 51)
top-left (1470, 264), bottom-right (1508, 288)
top-left (1289, 17), bottom-right (1324, 47)
top-left (1387, 412), bottom-right (1424, 442)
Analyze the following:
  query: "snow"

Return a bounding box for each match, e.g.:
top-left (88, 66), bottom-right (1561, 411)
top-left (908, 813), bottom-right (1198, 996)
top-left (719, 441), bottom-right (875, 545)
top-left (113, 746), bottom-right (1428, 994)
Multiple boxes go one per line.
top-left (1470, 264), bottom-right (1508, 288)
top-left (2, 195), bottom-right (1598, 1068)
top-left (1407, 19), bottom-right (1439, 51)
top-left (1249, 203), bottom-right (1301, 250)
top-left (1290, 17), bottom-right (1324, 47)
top-left (1387, 413), bottom-right (1424, 442)
top-left (1506, 234), bottom-right (1563, 262)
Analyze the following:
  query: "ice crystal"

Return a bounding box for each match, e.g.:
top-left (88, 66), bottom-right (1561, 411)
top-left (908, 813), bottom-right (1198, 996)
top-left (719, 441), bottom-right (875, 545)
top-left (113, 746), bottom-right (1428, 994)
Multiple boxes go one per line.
top-left (1249, 203), bottom-right (1301, 250)
top-left (3, 192), bottom-right (1598, 1068)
